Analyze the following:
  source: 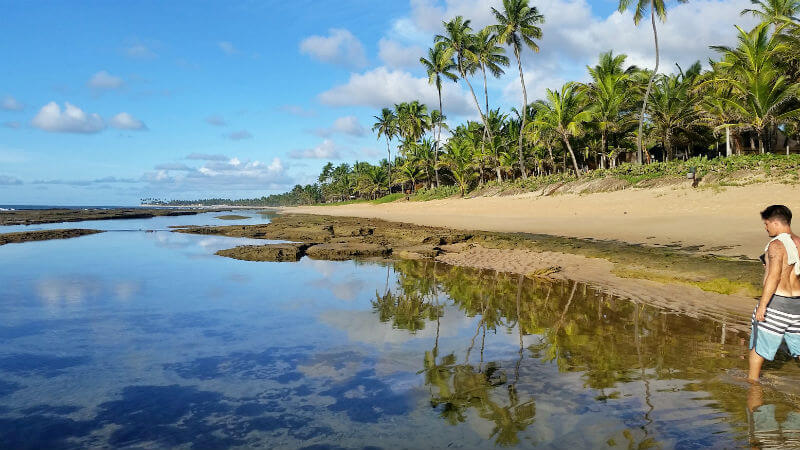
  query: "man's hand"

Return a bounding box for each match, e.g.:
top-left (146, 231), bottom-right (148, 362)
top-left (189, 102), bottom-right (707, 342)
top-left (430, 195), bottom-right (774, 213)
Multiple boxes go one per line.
top-left (756, 305), bottom-right (767, 322)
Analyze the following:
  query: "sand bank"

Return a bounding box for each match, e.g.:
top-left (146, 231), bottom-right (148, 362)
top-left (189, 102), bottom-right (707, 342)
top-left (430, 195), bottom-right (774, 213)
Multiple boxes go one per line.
top-left (289, 182), bottom-right (798, 259)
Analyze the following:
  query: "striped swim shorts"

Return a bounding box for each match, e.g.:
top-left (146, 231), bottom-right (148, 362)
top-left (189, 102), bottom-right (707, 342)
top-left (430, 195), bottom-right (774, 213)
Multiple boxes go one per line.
top-left (750, 294), bottom-right (800, 360)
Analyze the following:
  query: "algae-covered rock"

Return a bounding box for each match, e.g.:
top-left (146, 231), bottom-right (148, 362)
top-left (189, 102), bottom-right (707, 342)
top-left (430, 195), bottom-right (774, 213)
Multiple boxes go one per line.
top-left (305, 243), bottom-right (390, 260)
top-left (215, 243), bottom-right (311, 262)
top-left (0, 228), bottom-right (104, 245)
top-left (394, 245), bottom-right (440, 260)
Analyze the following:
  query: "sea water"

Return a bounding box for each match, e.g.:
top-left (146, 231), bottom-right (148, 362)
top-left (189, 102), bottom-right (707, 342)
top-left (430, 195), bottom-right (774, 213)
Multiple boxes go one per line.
top-left (0, 212), bottom-right (798, 449)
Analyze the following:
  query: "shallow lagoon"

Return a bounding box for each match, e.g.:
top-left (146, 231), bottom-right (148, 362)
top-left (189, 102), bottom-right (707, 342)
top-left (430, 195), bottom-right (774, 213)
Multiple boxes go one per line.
top-left (1, 213), bottom-right (799, 449)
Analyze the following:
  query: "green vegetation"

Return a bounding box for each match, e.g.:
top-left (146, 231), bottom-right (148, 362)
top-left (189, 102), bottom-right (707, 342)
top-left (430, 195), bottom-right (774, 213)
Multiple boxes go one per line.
top-left (215, 215), bottom-right (251, 220)
top-left (149, 0), bottom-right (800, 208)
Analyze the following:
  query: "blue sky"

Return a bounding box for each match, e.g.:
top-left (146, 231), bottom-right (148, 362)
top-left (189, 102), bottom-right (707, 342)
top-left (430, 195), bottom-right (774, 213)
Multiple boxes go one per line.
top-left (0, 0), bottom-right (755, 205)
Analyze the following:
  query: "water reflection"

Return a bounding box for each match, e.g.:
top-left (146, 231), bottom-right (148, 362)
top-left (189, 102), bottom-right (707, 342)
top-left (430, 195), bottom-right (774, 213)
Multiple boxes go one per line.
top-left (4, 234), bottom-right (800, 449)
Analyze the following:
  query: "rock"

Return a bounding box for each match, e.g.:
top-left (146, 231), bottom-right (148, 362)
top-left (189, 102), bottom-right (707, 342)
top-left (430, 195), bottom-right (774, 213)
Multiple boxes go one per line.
top-left (305, 243), bottom-right (391, 261)
top-left (215, 243), bottom-right (312, 262)
top-left (394, 245), bottom-right (440, 260)
top-left (0, 228), bottom-right (104, 245)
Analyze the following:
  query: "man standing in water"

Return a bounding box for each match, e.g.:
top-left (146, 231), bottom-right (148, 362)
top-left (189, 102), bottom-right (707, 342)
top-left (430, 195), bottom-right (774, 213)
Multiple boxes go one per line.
top-left (749, 205), bottom-right (800, 382)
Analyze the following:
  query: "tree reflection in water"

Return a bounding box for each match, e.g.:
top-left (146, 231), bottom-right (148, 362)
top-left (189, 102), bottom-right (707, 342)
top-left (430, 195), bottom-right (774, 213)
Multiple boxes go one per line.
top-left (371, 260), bottom-right (769, 447)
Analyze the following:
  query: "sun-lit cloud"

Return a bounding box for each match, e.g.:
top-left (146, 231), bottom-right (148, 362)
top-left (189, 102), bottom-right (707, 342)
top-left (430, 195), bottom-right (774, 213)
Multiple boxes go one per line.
top-left (31, 102), bottom-right (105, 134)
top-left (299, 28), bottom-right (368, 68)
top-left (109, 112), bottom-right (147, 130)
top-left (143, 156), bottom-right (292, 191)
top-left (319, 66), bottom-right (473, 115)
top-left (378, 38), bottom-right (424, 69)
top-left (312, 115), bottom-right (366, 137)
top-left (87, 70), bottom-right (125, 92)
top-left (289, 139), bottom-right (340, 159)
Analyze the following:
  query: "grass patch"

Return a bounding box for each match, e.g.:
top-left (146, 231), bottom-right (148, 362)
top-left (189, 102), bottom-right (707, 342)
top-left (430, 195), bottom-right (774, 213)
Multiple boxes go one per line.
top-left (612, 267), bottom-right (760, 296)
top-left (215, 215), bottom-right (251, 220)
top-left (371, 193), bottom-right (405, 204)
top-left (412, 185), bottom-right (460, 201)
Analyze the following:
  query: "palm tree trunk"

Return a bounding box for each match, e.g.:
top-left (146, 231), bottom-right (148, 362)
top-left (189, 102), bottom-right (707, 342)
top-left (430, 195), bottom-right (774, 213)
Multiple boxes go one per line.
top-left (482, 64), bottom-right (490, 118)
top-left (637, 0), bottom-right (660, 165)
top-left (459, 60), bottom-right (494, 144)
top-left (435, 87), bottom-right (442, 188)
top-left (386, 139), bottom-right (392, 193)
top-left (725, 127), bottom-right (732, 157)
top-left (547, 144), bottom-right (555, 174)
top-left (562, 135), bottom-right (581, 175)
top-left (601, 128), bottom-right (607, 169)
top-left (514, 45), bottom-right (529, 179)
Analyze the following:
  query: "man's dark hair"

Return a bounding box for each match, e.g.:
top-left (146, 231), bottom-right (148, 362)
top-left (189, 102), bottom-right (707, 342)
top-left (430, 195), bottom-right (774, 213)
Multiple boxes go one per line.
top-left (761, 205), bottom-right (792, 225)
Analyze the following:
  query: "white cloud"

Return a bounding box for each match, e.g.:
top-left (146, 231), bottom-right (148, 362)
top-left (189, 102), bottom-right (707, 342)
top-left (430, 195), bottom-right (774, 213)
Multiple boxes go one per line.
top-left (0, 175), bottom-right (22, 185)
top-left (143, 156), bottom-right (291, 191)
top-left (186, 153), bottom-right (228, 161)
top-left (289, 139), bottom-right (341, 159)
top-left (31, 102), bottom-right (105, 134)
top-left (1, 95), bottom-right (23, 111)
top-left (319, 66), bottom-right (473, 115)
top-left (378, 38), bottom-right (424, 69)
top-left (227, 130), bottom-right (252, 140)
top-left (87, 70), bottom-right (125, 92)
top-left (299, 28), bottom-right (368, 68)
top-left (109, 112), bottom-right (147, 130)
top-left (397, 0), bottom-right (758, 108)
top-left (205, 115), bottom-right (226, 126)
top-left (313, 115), bottom-right (366, 137)
top-left (279, 104), bottom-right (316, 117)
top-left (125, 44), bottom-right (157, 59)
top-left (218, 41), bottom-right (238, 55)
top-left (154, 162), bottom-right (193, 171)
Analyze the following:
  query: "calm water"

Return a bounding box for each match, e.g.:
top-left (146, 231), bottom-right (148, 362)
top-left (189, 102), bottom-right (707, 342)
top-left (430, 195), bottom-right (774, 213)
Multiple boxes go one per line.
top-left (1, 213), bottom-right (799, 449)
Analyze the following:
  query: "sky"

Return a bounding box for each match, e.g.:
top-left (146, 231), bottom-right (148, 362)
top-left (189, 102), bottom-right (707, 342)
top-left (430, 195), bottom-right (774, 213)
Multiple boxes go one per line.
top-left (0, 0), bottom-right (758, 205)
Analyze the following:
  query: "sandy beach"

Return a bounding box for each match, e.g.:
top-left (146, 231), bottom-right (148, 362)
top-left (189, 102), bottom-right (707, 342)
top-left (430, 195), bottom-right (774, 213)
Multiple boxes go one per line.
top-left (289, 182), bottom-right (798, 259)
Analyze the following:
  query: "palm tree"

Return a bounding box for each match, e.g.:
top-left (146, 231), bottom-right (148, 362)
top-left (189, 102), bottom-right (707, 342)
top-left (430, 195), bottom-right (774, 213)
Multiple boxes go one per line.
top-left (584, 51), bottom-right (636, 167)
top-left (372, 108), bottom-right (398, 192)
top-left (618, 0), bottom-right (688, 164)
top-left (436, 17), bottom-right (497, 148)
top-left (741, 0), bottom-right (800, 26)
top-left (534, 82), bottom-right (594, 175)
top-left (420, 43), bottom-right (459, 187)
top-left (395, 101), bottom-right (429, 143)
top-left (710, 24), bottom-right (800, 152)
top-left (438, 137), bottom-right (476, 196)
top-left (647, 62), bottom-right (701, 161)
top-left (491, 0), bottom-right (545, 179)
top-left (470, 27), bottom-right (510, 117)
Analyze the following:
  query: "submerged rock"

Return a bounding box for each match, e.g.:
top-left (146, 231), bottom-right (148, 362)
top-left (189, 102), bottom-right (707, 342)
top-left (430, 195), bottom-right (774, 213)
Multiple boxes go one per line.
top-left (215, 243), bottom-right (312, 262)
top-left (0, 229), bottom-right (104, 245)
top-left (305, 243), bottom-right (390, 261)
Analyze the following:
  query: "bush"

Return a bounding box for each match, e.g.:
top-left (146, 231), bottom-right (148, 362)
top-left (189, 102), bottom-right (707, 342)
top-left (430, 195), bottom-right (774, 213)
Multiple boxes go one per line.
top-left (412, 185), bottom-right (460, 201)
top-left (371, 193), bottom-right (405, 204)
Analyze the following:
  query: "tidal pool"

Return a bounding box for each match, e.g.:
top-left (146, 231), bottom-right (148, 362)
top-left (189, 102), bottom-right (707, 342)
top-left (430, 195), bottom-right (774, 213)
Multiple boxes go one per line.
top-left (0, 213), bottom-right (798, 449)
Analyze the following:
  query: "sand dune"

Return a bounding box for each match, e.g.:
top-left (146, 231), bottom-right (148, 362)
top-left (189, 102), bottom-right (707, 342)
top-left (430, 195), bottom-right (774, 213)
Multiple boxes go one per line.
top-left (289, 182), bottom-right (799, 259)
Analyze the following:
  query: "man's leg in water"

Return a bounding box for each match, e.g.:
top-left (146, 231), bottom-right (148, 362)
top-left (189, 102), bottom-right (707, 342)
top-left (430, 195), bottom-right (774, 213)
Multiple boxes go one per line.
top-left (749, 349), bottom-right (765, 382)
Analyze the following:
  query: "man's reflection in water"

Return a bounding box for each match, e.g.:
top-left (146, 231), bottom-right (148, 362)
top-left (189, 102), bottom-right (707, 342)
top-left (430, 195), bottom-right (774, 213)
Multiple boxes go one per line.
top-left (747, 384), bottom-right (800, 448)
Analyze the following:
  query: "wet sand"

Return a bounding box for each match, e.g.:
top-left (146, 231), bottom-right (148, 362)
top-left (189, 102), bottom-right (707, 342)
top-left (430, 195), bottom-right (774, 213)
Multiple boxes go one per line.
top-left (288, 182), bottom-right (799, 259)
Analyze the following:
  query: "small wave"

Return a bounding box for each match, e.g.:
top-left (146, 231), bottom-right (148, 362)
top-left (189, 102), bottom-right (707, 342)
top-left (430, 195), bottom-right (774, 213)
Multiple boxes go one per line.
top-left (0, 208), bottom-right (15, 211)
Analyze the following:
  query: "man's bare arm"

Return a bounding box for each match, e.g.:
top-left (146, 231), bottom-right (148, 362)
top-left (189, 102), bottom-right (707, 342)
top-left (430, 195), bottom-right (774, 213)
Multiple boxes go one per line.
top-left (756, 241), bottom-right (783, 321)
